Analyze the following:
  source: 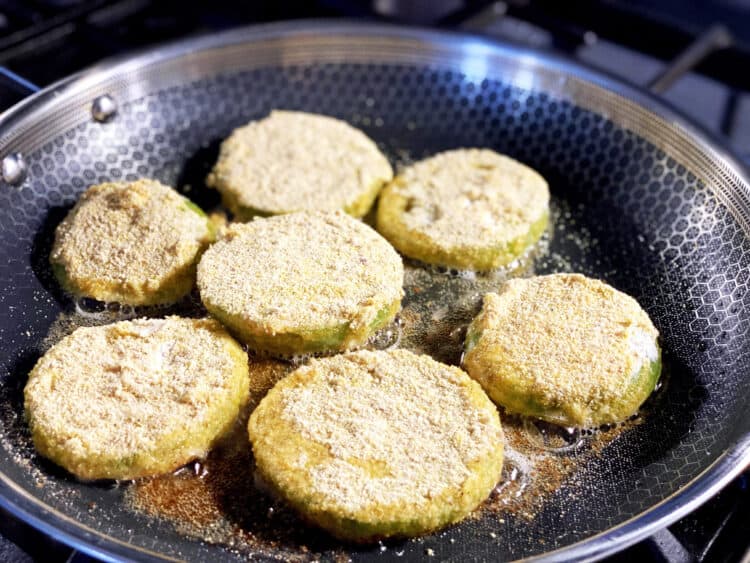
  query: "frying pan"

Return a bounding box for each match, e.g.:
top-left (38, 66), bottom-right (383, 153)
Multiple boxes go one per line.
top-left (0, 20), bottom-right (749, 562)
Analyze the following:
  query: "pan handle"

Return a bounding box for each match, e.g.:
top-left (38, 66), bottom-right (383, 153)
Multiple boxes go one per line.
top-left (647, 24), bottom-right (732, 94)
top-left (0, 67), bottom-right (40, 114)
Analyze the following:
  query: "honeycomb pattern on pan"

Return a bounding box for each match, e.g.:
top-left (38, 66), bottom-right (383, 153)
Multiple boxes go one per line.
top-left (0, 62), bottom-right (749, 561)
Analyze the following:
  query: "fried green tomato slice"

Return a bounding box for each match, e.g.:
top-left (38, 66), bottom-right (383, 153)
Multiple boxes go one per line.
top-left (206, 110), bottom-right (393, 220)
top-left (248, 349), bottom-right (504, 542)
top-left (462, 274), bottom-right (661, 428)
top-left (24, 317), bottom-right (249, 480)
top-left (197, 211), bottom-right (404, 357)
top-left (50, 179), bottom-right (214, 306)
top-left (376, 148), bottom-right (549, 271)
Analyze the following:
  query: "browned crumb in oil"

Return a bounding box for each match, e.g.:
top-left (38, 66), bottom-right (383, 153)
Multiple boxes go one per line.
top-left (477, 414), bottom-right (639, 521)
top-left (124, 356), bottom-right (344, 561)
top-left (245, 358), bottom-right (292, 412)
top-left (124, 411), bottom-right (639, 558)
top-left (124, 423), bottom-right (344, 562)
top-left (122, 255), bottom-right (641, 558)
top-left (126, 354), bottom-right (289, 533)
top-left (42, 202), bottom-right (642, 557)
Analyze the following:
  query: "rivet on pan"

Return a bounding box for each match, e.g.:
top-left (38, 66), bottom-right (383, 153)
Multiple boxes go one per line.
top-left (2, 152), bottom-right (27, 186)
top-left (583, 30), bottom-right (598, 46)
top-left (91, 94), bottom-right (117, 122)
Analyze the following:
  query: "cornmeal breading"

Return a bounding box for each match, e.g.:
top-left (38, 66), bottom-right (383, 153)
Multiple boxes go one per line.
top-left (24, 317), bottom-right (249, 480)
top-left (248, 349), bottom-right (504, 541)
top-left (206, 111), bottom-right (393, 219)
top-left (463, 274), bottom-right (661, 427)
top-left (50, 179), bottom-right (213, 305)
top-left (197, 211), bottom-right (404, 356)
top-left (377, 148), bottom-right (549, 270)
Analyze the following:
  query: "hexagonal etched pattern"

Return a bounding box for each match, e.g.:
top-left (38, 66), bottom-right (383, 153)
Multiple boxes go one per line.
top-left (0, 62), bottom-right (748, 560)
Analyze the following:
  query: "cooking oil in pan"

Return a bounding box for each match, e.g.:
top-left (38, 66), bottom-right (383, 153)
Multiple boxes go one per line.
top-left (120, 227), bottom-right (637, 557)
top-left (10, 197), bottom-right (654, 560)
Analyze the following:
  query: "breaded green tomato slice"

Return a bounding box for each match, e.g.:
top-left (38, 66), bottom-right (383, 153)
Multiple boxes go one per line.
top-left (248, 349), bottom-right (504, 542)
top-left (376, 148), bottom-right (549, 271)
top-left (50, 178), bottom-right (214, 306)
top-left (24, 317), bottom-right (249, 480)
top-left (206, 110), bottom-right (393, 220)
top-left (197, 211), bottom-right (404, 357)
top-left (462, 274), bottom-right (661, 428)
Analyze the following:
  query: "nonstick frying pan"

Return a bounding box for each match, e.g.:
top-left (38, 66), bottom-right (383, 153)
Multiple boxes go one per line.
top-left (0, 21), bottom-right (749, 562)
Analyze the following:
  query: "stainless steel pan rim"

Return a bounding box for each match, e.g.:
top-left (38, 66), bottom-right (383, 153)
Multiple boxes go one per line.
top-left (0, 483), bottom-right (173, 562)
top-left (0, 20), bottom-right (748, 562)
top-left (2, 20), bottom-right (750, 228)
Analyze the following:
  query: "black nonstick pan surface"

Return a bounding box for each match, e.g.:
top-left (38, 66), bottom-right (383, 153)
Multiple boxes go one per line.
top-left (0, 21), bottom-right (748, 562)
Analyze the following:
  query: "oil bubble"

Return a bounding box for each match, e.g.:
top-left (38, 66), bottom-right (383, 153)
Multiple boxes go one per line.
top-left (522, 418), bottom-right (584, 454)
